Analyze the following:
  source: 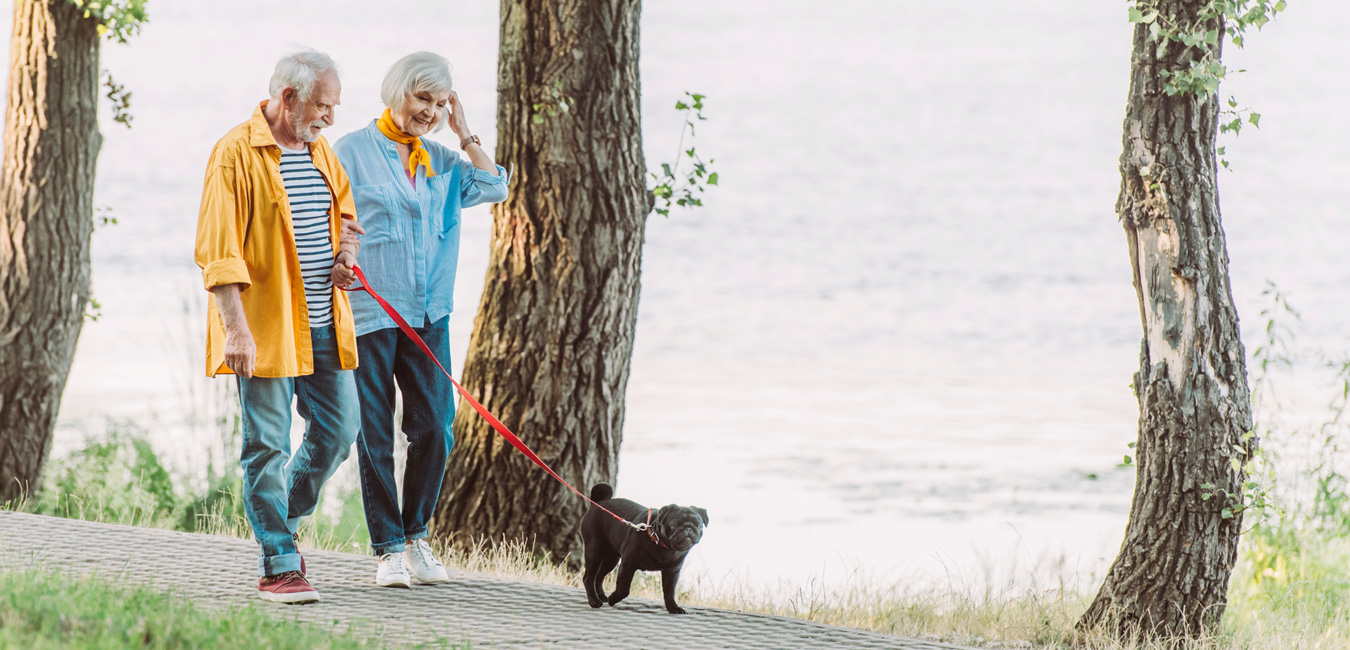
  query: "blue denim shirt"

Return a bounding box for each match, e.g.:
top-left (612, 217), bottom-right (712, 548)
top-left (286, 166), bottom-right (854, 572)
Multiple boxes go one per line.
top-left (334, 121), bottom-right (508, 337)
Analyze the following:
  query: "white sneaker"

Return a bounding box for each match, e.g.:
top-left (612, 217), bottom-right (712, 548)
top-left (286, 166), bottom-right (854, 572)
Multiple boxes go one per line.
top-left (375, 552), bottom-right (411, 588)
top-left (403, 539), bottom-right (450, 584)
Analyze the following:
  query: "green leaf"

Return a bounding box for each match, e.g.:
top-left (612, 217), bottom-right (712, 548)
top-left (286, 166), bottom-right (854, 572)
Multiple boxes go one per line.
top-left (1128, 7), bottom-right (1145, 22)
top-left (707, 172), bottom-right (719, 186)
top-left (1274, 0), bottom-right (1286, 11)
top-left (532, 114), bottom-right (544, 125)
top-left (1231, 458), bottom-right (1243, 472)
top-left (1249, 112), bottom-right (1261, 128)
top-left (661, 163), bottom-right (673, 178)
top-left (1123, 455), bottom-right (1134, 466)
top-left (1221, 508), bottom-right (1234, 519)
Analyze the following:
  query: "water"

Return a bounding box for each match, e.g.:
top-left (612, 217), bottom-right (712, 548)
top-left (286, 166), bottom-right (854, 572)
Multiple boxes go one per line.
top-left (6, 0), bottom-right (1350, 593)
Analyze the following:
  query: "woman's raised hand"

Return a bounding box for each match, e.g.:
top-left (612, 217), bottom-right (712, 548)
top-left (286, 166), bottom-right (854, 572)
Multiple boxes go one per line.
top-left (447, 91), bottom-right (471, 139)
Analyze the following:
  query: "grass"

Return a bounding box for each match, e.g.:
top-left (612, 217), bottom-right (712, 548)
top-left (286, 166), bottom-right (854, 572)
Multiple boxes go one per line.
top-left (0, 569), bottom-right (467, 650)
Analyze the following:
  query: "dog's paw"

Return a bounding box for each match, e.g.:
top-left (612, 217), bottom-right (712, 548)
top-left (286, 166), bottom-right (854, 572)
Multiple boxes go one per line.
top-left (607, 594), bottom-right (627, 606)
top-left (587, 596), bottom-right (604, 608)
top-left (667, 605), bottom-right (687, 615)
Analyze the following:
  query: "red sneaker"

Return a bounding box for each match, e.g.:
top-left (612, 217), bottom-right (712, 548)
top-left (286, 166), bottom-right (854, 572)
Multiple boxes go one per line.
top-left (258, 571), bottom-right (320, 604)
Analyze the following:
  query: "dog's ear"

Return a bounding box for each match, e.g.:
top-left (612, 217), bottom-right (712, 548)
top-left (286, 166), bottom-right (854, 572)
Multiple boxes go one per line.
top-left (695, 507), bottom-right (709, 526)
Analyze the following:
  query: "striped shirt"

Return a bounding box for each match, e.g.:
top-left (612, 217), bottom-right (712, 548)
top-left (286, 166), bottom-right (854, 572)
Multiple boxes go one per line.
top-left (279, 145), bottom-right (334, 328)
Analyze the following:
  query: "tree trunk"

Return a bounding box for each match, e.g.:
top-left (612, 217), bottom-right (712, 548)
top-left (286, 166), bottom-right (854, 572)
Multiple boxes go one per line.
top-left (429, 0), bottom-right (648, 564)
top-left (1078, 2), bottom-right (1253, 639)
top-left (0, 1), bottom-right (102, 503)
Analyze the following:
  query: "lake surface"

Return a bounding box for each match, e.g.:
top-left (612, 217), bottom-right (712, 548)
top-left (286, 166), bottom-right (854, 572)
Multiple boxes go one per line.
top-left (5, 0), bottom-right (1349, 593)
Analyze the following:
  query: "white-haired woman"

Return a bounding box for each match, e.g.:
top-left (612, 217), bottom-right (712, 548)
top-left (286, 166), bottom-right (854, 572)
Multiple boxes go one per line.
top-left (333, 51), bottom-right (507, 588)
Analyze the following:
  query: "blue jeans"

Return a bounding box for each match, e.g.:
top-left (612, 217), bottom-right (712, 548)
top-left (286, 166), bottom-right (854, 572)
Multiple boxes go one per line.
top-left (236, 325), bottom-right (360, 576)
top-left (354, 318), bottom-right (455, 555)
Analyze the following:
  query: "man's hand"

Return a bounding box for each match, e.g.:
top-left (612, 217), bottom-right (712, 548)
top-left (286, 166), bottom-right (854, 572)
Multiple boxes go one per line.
top-left (211, 283), bottom-right (257, 378)
top-left (339, 217), bottom-right (365, 257)
top-left (332, 250), bottom-right (358, 289)
top-left (224, 327), bottom-right (257, 378)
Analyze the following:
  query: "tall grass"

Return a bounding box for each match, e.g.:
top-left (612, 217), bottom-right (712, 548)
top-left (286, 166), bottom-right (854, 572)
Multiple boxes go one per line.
top-left (16, 415), bottom-right (369, 550)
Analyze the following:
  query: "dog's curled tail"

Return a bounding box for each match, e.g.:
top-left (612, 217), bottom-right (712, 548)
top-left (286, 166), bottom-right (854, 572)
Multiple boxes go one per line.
top-left (589, 484), bottom-right (614, 502)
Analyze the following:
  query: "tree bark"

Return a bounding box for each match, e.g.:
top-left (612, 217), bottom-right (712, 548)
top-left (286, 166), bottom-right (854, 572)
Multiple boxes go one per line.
top-left (0, 0), bottom-right (102, 503)
top-left (429, 0), bottom-right (648, 564)
top-left (1078, 1), bottom-right (1253, 639)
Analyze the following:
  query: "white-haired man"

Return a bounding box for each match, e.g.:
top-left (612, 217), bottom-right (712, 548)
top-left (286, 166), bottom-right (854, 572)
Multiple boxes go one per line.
top-left (195, 47), bottom-right (364, 604)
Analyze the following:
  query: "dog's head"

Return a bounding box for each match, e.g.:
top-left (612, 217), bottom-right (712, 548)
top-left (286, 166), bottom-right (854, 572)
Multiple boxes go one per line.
top-left (654, 504), bottom-right (709, 553)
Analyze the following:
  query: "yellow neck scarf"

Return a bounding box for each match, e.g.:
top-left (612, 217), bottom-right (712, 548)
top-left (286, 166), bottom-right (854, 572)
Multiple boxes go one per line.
top-left (376, 109), bottom-right (438, 179)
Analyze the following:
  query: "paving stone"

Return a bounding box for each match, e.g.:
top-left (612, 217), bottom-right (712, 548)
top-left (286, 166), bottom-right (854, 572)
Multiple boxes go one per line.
top-left (0, 511), bottom-right (978, 649)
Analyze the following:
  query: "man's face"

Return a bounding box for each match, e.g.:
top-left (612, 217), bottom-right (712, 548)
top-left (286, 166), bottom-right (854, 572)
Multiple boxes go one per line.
top-left (287, 68), bottom-right (341, 144)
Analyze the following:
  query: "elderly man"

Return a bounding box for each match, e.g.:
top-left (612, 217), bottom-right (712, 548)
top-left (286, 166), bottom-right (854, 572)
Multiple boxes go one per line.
top-left (195, 47), bottom-right (364, 604)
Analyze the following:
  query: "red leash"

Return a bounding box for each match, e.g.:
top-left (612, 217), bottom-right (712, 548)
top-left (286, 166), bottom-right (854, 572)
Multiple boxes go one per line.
top-left (342, 265), bottom-right (645, 532)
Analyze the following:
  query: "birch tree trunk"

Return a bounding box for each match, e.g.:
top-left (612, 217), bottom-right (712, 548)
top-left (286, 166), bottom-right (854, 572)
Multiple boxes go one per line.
top-left (0, 0), bottom-right (102, 503)
top-left (429, 0), bottom-right (649, 564)
top-left (1078, 1), bottom-right (1254, 638)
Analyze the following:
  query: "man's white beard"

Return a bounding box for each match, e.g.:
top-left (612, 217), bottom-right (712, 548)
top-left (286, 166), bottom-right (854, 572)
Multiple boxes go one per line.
top-left (291, 112), bottom-right (325, 144)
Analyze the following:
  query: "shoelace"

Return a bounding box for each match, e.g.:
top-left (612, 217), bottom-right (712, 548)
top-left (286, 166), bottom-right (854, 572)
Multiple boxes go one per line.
top-left (409, 540), bottom-right (444, 568)
top-left (381, 552), bottom-right (408, 574)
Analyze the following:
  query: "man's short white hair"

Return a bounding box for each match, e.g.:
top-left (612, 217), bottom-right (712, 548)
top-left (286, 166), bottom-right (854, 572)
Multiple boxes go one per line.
top-left (382, 52), bottom-right (454, 130)
top-left (269, 47), bottom-right (339, 104)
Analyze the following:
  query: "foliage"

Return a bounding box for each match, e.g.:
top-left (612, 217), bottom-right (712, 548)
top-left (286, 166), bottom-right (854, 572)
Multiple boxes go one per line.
top-left (651, 91), bottom-right (718, 217)
top-left (65, 0), bottom-right (148, 43)
top-left (1126, 0), bottom-right (1286, 169)
top-left (530, 81), bottom-right (571, 125)
top-left (1222, 283), bottom-right (1350, 623)
top-left (103, 70), bottom-right (134, 128)
top-left (33, 425), bottom-right (181, 528)
top-left (1126, 0), bottom-right (1286, 99)
top-left (26, 418), bottom-right (369, 548)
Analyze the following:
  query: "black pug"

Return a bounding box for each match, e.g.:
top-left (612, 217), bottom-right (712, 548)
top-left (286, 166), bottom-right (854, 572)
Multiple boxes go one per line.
top-left (582, 483), bottom-right (708, 614)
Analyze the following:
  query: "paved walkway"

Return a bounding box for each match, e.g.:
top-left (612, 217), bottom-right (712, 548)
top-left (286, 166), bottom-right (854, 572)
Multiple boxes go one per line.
top-left (1, 511), bottom-right (976, 649)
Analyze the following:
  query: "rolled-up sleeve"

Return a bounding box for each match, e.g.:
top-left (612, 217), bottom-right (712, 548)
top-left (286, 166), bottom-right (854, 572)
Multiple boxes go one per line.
top-left (458, 156), bottom-right (509, 208)
top-left (195, 160), bottom-right (252, 291)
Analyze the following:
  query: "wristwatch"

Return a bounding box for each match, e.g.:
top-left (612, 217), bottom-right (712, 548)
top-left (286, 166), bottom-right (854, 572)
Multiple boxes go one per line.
top-left (460, 134), bottom-right (481, 150)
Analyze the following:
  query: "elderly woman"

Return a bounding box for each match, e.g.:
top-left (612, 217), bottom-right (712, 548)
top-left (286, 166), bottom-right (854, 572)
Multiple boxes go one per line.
top-left (333, 52), bottom-right (507, 588)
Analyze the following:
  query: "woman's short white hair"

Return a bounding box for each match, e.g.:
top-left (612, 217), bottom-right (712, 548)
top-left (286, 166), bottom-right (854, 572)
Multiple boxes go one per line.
top-left (382, 52), bottom-right (454, 132)
top-left (269, 47), bottom-right (338, 104)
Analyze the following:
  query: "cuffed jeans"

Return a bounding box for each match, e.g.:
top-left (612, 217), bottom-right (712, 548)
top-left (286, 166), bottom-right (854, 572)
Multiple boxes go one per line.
top-left (354, 318), bottom-right (455, 556)
top-left (237, 324), bottom-right (360, 576)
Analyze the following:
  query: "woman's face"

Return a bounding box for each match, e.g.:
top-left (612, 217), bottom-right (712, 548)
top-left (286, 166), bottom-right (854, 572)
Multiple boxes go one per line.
top-left (394, 89), bottom-right (451, 137)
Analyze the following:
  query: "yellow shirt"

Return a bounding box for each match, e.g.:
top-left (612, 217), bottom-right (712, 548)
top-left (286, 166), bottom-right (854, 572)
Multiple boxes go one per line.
top-left (195, 101), bottom-right (359, 378)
